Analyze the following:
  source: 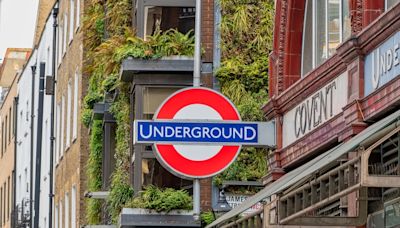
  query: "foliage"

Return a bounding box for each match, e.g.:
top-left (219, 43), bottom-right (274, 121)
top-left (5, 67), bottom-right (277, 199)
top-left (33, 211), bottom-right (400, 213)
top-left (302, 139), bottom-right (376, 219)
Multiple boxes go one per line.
top-left (126, 185), bottom-right (192, 213)
top-left (214, 82), bottom-right (269, 188)
top-left (113, 29), bottom-right (195, 62)
top-left (107, 168), bottom-right (134, 222)
top-left (107, 88), bottom-right (133, 222)
top-left (86, 120), bottom-right (103, 224)
top-left (102, 74), bottom-right (119, 92)
top-left (201, 211), bottom-right (216, 226)
top-left (216, 0), bottom-right (274, 93)
top-left (214, 0), bottom-right (274, 188)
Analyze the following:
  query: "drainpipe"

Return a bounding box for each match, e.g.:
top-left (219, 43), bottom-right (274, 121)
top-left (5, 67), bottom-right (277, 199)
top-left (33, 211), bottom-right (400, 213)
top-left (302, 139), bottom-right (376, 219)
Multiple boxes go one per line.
top-left (12, 96), bottom-right (18, 228)
top-left (49, 7), bottom-right (58, 228)
top-left (193, 0), bottom-right (202, 221)
top-left (33, 62), bottom-right (45, 228)
top-left (29, 64), bottom-right (36, 228)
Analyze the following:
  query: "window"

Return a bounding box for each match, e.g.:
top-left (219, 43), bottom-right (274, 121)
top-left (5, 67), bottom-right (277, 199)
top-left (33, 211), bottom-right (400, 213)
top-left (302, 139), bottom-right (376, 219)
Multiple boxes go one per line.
top-left (65, 193), bottom-right (69, 228)
top-left (71, 186), bottom-right (76, 228)
top-left (4, 116), bottom-right (7, 149)
top-left (56, 103), bottom-right (61, 161)
top-left (73, 72), bottom-right (78, 140)
top-left (55, 205), bottom-right (59, 228)
top-left (61, 96), bottom-right (65, 154)
top-left (63, 13), bottom-right (68, 54)
top-left (136, 1), bottom-right (196, 38)
top-left (58, 20), bottom-right (63, 63)
top-left (301, 0), bottom-right (351, 76)
top-left (69, 0), bottom-right (75, 42)
top-left (66, 82), bottom-right (71, 148)
top-left (2, 182), bottom-right (5, 224)
top-left (0, 187), bottom-right (2, 225)
top-left (7, 177), bottom-right (9, 220)
top-left (1, 121), bottom-right (3, 157)
top-left (59, 200), bottom-right (63, 228)
top-left (8, 107), bottom-right (11, 143)
top-left (386, 0), bottom-right (400, 10)
top-left (76, 0), bottom-right (80, 29)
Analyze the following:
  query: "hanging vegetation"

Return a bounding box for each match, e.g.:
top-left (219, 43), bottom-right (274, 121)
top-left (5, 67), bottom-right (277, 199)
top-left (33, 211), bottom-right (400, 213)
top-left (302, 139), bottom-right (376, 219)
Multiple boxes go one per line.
top-left (83, 0), bottom-right (197, 223)
top-left (125, 185), bottom-right (192, 213)
top-left (214, 0), bottom-right (274, 188)
top-left (86, 120), bottom-right (103, 224)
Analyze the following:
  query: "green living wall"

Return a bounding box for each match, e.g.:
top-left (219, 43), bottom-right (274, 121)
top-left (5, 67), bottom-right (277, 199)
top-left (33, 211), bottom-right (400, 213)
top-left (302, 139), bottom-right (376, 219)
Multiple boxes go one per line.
top-left (214, 0), bottom-right (274, 189)
top-left (83, 0), bottom-right (274, 224)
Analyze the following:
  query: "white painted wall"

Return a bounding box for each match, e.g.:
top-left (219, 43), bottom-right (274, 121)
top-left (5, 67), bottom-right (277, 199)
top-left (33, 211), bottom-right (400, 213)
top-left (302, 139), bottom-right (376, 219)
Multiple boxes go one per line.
top-left (0, 0), bottom-right (39, 61)
top-left (16, 9), bottom-right (54, 227)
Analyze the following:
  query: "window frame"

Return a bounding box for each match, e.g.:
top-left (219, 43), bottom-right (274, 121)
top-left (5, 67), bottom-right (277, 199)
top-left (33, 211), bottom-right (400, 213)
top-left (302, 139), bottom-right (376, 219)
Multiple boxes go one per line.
top-left (69, 0), bottom-right (75, 42)
top-left (385, 0), bottom-right (400, 10)
top-left (301, 0), bottom-right (350, 77)
top-left (135, 0), bottom-right (196, 38)
top-left (66, 81), bottom-right (72, 149)
top-left (72, 72), bottom-right (78, 140)
top-left (61, 96), bottom-right (65, 156)
top-left (75, 0), bottom-right (80, 31)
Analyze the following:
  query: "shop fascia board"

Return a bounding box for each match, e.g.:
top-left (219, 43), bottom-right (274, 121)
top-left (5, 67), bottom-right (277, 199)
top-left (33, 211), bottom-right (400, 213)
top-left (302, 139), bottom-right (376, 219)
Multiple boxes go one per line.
top-left (207, 109), bottom-right (400, 228)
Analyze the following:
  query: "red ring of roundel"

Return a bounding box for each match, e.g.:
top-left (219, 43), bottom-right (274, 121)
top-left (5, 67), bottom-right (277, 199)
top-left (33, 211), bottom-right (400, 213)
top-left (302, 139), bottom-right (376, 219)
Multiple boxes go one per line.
top-left (154, 88), bottom-right (241, 178)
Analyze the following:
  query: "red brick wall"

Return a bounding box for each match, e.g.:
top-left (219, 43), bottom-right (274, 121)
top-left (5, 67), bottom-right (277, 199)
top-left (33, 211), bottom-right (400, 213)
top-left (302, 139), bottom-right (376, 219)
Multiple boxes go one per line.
top-left (200, 0), bottom-right (214, 210)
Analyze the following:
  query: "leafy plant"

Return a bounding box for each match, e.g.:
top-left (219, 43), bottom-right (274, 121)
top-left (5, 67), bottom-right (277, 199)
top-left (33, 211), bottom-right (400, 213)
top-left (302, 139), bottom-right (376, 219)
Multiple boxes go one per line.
top-left (102, 74), bottom-right (119, 93)
top-left (86, 120), bottom-right (103, 224)
top-left (201, 211), bottom-right (216, 226)
top-left (214, 0), bottom-right (274, 189)
top-left (126, 185), bottom-right (192, 213)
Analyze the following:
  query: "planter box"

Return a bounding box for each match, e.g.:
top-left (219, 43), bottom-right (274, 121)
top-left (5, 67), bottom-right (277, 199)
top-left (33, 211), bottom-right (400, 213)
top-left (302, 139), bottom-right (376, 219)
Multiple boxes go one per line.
top-left (120, 58), bottom-right (194, 83)
top-left (119, 208), bottom-right (201, 228)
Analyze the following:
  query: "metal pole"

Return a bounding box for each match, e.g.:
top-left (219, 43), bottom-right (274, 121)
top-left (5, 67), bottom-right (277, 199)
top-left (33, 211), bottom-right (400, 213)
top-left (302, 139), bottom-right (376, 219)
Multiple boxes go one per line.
top-left (193, 0), bottom-right (202, 87)
top-left (33, 62), bottom-right (46, 228)
top-left (12, 96), bottom-right (18, 228)
top-left (49, 7), bottom-right (58, 228)
top-left (29, 64), bottom-right (36, 228)
top-left (193, 0), bottom-right (202, 221)
top-left (193, 179), bottom-right (201, 220)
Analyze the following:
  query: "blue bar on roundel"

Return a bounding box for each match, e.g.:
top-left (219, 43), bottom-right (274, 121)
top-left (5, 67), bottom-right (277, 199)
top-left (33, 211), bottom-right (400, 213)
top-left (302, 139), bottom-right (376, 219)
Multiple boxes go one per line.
top-left (136, 121), bottom-right (258, 144)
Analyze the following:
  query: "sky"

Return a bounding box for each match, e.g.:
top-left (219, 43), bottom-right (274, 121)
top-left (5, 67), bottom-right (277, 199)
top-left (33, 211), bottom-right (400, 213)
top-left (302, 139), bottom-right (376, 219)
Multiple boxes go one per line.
top-left (0, 0), bottom-right (39, 62)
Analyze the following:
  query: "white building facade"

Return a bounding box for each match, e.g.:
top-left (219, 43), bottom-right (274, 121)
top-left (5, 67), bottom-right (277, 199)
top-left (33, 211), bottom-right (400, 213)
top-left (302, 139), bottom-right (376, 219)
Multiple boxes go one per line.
top-left (15, 8), bottom-right (55, 227)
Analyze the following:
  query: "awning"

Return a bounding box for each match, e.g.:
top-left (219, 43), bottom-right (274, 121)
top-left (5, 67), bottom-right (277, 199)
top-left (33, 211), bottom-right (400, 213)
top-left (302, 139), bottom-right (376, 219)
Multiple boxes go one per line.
top-left (207, 109), bottom-right (400, 228)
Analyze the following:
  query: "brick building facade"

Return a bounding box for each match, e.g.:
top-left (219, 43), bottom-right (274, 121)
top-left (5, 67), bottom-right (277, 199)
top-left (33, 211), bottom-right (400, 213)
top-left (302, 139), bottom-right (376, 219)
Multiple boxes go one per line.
top-left (53, 0), bottom-right (85, 227)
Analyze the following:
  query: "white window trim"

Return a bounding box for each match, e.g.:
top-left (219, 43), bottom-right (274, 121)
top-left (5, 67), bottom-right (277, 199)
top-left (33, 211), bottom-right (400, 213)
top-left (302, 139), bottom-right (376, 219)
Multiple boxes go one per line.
top-left (63, 13), bottom-right (68, 55)
top-left (58, 20), bottom-right (63, 65)
top-left (59, 200), bottom-right (63, 228)
top-left (61, 96), bottom-right (65, 156)
top-left (66, 82), bottom-right (72, 149)
top-left (55, 204), bottom-right (59, 228)
top-left (72, 72), bottom-right (78, 140)
top-left (56, 103), bottom-right (61, 162)
top-left (71, 186), bottom-right (77, 228)
top-left (69, 0), bottom-right (75, 43)
top-left (65, 193), bottom-right (69, 228)
top-left (75, 0), bottom-right (80, 31)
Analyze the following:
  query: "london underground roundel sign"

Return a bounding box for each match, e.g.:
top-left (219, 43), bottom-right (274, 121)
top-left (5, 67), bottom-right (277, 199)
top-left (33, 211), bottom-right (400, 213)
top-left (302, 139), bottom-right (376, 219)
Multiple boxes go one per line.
top-left (134, 87), bottom-right (275, 179)
top-left (143, 87), bottom-right (241, 179)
